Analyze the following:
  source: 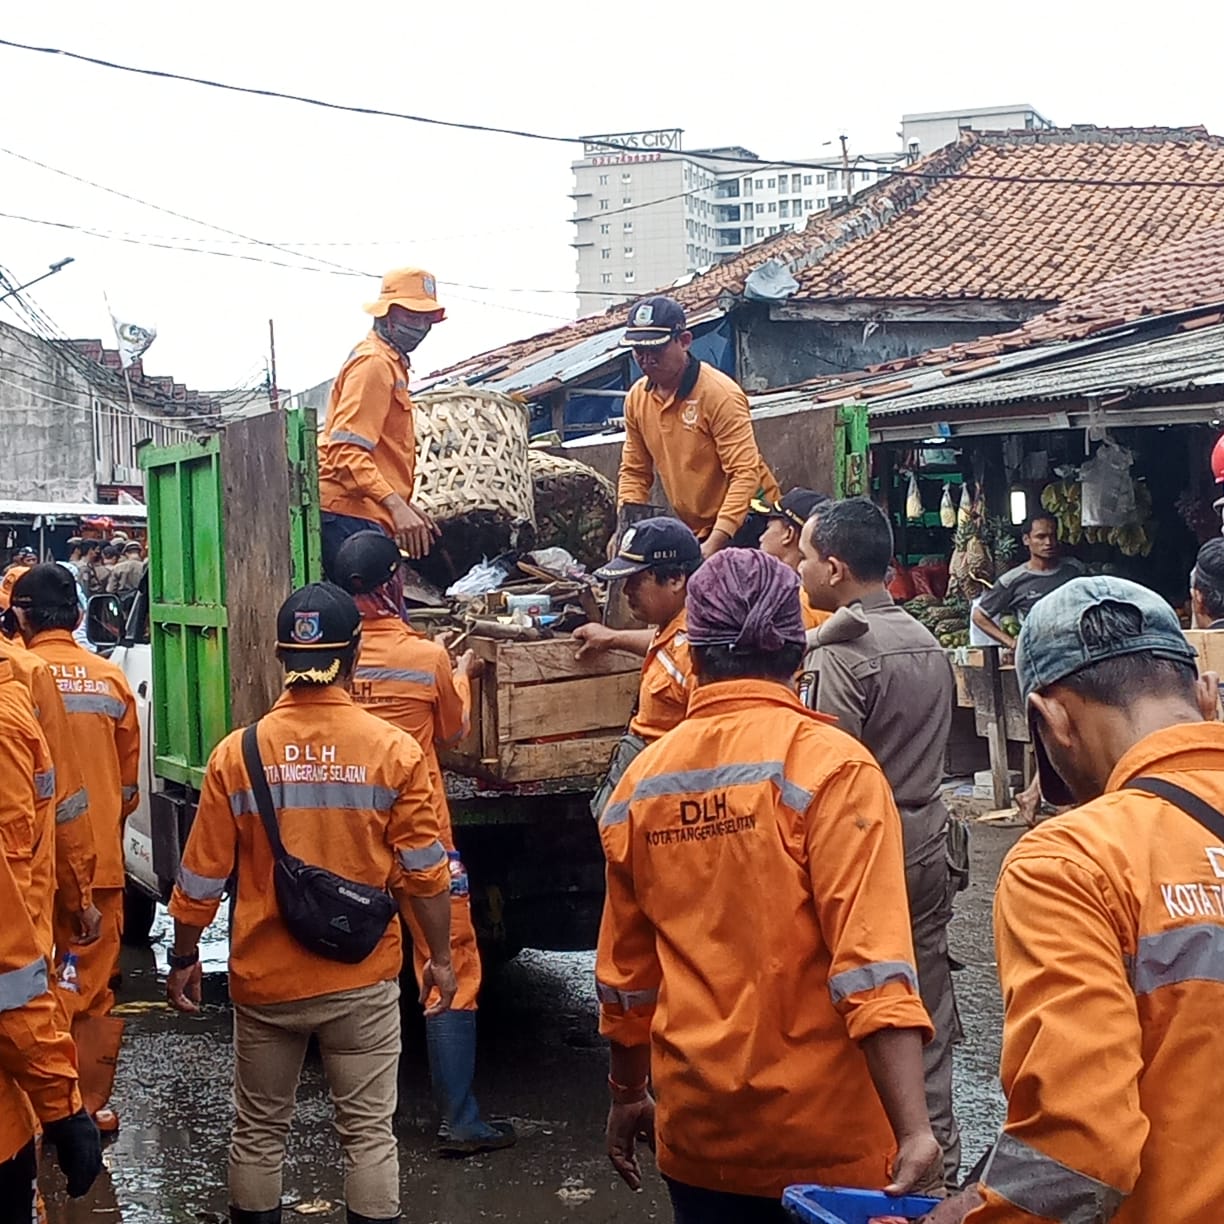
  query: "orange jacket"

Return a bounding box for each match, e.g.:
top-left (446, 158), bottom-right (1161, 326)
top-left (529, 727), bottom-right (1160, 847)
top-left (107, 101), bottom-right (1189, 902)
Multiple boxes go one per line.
top-left (0, 637), bottom-right (95, 917)
top-left (597, 679), bottom-right (931, 1198)
top-left (629, 609), bottom-right (694, 742)
top-left (617, 359), bottom-right (779, 540)
top-left (0, 659), bottom-right (83, 1165)
top-left (318, 331), bottom-right (416, 530)
top-left (349, 617), bottom-right (469, 840)
top-left (29, 631), bottom-right (139, 892)
top-left (169, 685), bottom-right (449, 1006)
top-left (0, 564), bottom-right (30, 611)
top-left (968, 722), bottom-right (1224, 1224)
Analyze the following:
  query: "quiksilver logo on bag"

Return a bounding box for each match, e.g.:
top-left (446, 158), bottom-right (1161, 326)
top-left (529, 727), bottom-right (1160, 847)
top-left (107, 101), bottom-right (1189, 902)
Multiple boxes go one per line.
top-left (337, 886), bottom-right (372, 906)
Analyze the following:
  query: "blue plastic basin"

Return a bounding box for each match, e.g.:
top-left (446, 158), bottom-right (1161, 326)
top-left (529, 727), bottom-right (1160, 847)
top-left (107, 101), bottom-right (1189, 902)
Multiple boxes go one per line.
top-left (782, 1184), bottom-right (939, 1224)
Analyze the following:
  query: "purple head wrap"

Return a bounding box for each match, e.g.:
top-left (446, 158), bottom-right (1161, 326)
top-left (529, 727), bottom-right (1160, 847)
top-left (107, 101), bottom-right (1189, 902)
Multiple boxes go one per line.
top-left (686, 548), bottom-right (805, 653)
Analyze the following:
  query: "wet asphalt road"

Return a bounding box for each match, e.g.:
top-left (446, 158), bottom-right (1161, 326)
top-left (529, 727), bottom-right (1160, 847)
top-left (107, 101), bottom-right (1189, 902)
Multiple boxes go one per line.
top-left (42, 824), bottom-right (1020, 1223)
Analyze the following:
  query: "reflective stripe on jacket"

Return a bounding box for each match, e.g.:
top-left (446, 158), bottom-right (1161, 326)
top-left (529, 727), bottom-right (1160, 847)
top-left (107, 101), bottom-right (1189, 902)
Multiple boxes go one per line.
top-left (629, 609), bottom-right (694, 742)
top-left (597, 678), bottom-right (931, 1198)
top-left (168, 685), bottom-right (448, 1005)
top-left (967, 722), bottom-right (1224, 1224)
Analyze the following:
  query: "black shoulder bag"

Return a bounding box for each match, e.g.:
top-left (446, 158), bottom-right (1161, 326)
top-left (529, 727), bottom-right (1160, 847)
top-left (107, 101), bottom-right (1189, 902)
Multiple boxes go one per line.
top-left (241, 723), bottom-right (398, 964)
top-left (1124, 775), bottom-right (1224, 840)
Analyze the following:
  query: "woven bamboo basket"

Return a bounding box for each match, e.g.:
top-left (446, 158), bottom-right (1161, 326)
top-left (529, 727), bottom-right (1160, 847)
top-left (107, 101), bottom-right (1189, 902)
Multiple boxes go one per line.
top-left (413, 386), bottom-right (535, 526)
top-left (528, 449), bottom-right (616, 570)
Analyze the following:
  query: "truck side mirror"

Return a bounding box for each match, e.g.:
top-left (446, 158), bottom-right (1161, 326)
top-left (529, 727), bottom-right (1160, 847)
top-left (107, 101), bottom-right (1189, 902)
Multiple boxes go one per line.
top-left (86, 594), bottom-right (124, 647)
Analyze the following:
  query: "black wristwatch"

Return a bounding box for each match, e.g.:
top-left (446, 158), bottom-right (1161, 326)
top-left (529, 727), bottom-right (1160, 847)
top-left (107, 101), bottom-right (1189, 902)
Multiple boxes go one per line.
top-left (168, 949), bottom-right (199, 971)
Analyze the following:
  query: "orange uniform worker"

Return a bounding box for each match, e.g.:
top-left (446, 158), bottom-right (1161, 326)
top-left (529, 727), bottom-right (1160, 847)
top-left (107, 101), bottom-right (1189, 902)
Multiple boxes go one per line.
top-left (574, 519), bottom-right (703, 823)
top-left (318, 268), bottom-right (447, 574)
top-left (0, 655), bottom-right (103, 1218)
top-left (12, 567), bottom-right (139, 1039)
top-left (616, 296), bottom-right (779, 559)
top-left (0, 634), bottom-right (98, 952)
top-left (0, 546), bottom-right (36, 611)
top-left (597, 548), bottom-right (939, 1222)
top-left (167, 583), bottom-right (456, 1224)
top-left (754, 487), bottom-right (835, 631)
top-left (917, 578), bottom-right (1224, 1224)
top-left (333, 531), bottom-right (516, 1156)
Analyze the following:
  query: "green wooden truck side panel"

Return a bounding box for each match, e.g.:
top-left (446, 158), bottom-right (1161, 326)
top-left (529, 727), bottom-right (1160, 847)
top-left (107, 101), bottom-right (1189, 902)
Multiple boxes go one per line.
top-left (140, 409), bottom-right (319, 789)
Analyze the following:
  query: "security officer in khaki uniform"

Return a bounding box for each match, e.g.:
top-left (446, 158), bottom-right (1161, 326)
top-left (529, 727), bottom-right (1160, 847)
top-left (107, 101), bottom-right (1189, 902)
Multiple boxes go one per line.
top-left (799, 497), bottom-right (964, 1186)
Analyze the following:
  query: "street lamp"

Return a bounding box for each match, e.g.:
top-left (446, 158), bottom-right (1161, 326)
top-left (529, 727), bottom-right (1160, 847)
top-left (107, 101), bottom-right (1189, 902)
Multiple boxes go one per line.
top-left (0, 257), bottom-right (75, 304)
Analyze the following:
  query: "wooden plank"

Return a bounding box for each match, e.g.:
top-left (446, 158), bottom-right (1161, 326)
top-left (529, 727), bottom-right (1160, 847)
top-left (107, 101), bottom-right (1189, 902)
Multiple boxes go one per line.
top-left (497, 735), bottom-right (620, 784)
top-left (767, 298), bottom-right (1037, 324)
top-left (984, 646), bottom-right (1012, 809)
top-left (500, 671), bottom-right (639, 743)
top-left (1184, 629), bottom-right (1224, 675)
top-left (494, 638), bottom-right (642, 685)
top-left (220, 414), bottom-right (296, 728)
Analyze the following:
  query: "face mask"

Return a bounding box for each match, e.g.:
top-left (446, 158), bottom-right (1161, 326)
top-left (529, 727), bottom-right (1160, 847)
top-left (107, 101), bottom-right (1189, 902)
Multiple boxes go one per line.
top-left (379, 316), bottom-right (431, 355)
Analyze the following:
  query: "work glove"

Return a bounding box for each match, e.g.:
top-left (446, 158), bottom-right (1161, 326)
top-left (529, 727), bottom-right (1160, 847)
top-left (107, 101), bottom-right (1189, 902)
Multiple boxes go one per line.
top-left (43, 1108), bottom-right (103, 1197)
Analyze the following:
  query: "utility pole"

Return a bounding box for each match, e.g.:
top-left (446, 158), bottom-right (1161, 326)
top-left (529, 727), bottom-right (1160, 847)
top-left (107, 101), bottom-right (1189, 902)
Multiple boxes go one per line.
top-left (839, 134), bottom-right (851, 201)
top-left (267, 318), bottom-right (280, 412)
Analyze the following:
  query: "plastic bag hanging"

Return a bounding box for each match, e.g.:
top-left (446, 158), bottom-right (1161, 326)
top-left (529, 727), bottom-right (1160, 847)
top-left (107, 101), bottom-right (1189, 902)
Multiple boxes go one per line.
top-left (940, 484), bottom-right (956, 528)
top-left (906, 472), bottom-right (924, 521)
top-left (958, 482), bottom-right (973, 527)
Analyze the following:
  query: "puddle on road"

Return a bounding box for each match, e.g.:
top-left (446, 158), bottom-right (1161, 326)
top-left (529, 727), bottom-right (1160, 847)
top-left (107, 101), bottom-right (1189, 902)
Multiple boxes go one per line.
top-left (44, 832), bottom-right (1015, 1222)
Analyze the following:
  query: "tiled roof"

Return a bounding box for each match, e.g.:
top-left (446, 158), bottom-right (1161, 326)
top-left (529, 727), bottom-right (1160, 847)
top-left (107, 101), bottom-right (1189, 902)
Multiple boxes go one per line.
top-left (790, 126), bottom-right (1224, 303)
top-left (429, 125), bottom-right (1224, 387)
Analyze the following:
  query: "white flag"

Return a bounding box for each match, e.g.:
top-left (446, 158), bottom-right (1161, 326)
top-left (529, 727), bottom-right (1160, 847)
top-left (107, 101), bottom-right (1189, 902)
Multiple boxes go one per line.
top-left (110, 312), bottom-right (157, 369)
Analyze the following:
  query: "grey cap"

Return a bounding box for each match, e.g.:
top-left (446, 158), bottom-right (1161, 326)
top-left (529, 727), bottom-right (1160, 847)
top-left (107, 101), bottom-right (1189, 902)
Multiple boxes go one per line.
top-left (1016, 575), bottom-right (1197, 701)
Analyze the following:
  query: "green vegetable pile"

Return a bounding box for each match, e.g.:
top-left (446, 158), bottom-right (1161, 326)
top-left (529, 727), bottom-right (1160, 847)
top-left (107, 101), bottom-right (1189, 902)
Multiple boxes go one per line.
top-left (902, 594), bottom-right (971, 648)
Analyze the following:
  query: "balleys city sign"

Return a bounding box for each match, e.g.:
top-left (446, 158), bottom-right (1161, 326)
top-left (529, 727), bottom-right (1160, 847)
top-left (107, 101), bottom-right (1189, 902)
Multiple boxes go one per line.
top-left (581, 129), bottom-right (683, 158)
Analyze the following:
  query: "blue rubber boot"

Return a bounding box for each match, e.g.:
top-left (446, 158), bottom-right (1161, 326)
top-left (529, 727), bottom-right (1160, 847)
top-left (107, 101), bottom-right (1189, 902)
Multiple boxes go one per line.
top-left (426, 1009), bottom-right (516, 1156)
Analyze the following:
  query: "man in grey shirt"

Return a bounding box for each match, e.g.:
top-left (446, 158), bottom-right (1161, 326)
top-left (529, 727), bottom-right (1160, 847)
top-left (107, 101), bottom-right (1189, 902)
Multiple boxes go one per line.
top-left (799, 497), bottom-right (963, 1186)
top-left (972, 512), bottom-right (1084, 649)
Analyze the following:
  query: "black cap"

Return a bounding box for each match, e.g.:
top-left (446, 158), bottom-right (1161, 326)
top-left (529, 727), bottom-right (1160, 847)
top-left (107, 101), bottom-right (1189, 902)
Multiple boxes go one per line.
top-left (12, 546), bottom-right (36, 562)
top-left (623, 296), bottom-right (686, 347)
top-left (276, 582), bottom-right (361, 685)
top-left (333, 531), bottom-right (401, 596)
top-left (750, 487), bottom-right (829, 530)
top-left (11, 563), bottom-right (79, 610)
top-left (595, 516), bottom-right (702, 581)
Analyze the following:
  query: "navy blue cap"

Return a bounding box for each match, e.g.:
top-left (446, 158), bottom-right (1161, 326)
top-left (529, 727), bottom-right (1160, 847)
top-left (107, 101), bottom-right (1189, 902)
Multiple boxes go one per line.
top-left (751, 487), bottom-right (829, 529)
top-left (623, 296), bottom-right (687, 347)
top-left (595, 516), bottom-right (702, 580)
top-left (276, 582), bottom-right (362, 685)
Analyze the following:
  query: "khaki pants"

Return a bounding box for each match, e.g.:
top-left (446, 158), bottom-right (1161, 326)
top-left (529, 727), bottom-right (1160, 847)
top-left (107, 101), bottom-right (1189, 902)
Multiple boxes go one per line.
top-left (905, 825), bottom-right (964, 1187)
top-left (230, 978), bottom-right (401, 1218)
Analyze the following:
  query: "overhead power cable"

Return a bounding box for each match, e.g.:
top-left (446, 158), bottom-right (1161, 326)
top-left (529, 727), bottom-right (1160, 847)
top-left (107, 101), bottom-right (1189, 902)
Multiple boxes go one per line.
top-left (4, 38), bottom-right (1224, 188)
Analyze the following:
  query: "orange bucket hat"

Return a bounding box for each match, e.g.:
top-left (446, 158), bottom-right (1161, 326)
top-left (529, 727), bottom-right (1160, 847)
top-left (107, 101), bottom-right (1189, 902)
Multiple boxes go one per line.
top-left (364, 267), bottom-right (446, 320)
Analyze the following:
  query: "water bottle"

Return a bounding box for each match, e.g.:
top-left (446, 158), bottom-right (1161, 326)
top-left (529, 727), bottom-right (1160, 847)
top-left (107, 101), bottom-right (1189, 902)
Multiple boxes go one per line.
top-left (57, 952), bottom-right (80, 994)
top-left (447, 850), bottom-right (470, 899)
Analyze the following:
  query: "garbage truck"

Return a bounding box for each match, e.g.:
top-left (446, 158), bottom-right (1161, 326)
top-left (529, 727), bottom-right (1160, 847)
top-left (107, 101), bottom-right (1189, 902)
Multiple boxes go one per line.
top-left (91, 408), bottom-right (639, 961)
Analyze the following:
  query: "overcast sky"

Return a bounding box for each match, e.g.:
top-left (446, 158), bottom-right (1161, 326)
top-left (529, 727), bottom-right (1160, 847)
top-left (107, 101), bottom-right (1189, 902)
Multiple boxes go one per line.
top-left (1, 1), bottom-right (1222, 398)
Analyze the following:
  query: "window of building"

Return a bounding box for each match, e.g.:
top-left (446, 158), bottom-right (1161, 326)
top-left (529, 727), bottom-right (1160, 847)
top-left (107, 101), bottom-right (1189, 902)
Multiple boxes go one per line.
top-left (754, 177), bottom-right (763, 189)
top-left (792, 174), bottom-right (802, 191)
top-left (803, 174), bottom-right (812, 186)
top-left (601, 248), bottom-right (611, 260)
top-left (599, 174), bottom-right (608, 186)
top-left (769, 226), bottom-right (778, 235)
top-left (768, 202), bottom-right (777, 213)
top-left (803, 199), bottom-right (813, 211)
top-left (755, 202), bottom-right (764, 215)
top-left (816, 173), bottom-right (825, 186)
top-left (601, 272), bottom-right (612, 285)
top-left (779, 200), bottom-right (790, 218)
top-left (599, 223), bottom-right (610, 235)
top-left (816, 199), bottom-right (827, 211)
top-left (624, 270), bottom-right (635, 282)
top-left (621, 171), bottom-right (632, 184)
top-left (622, 196), bottom-right (632, 205)
top-left (599, 199), bottom-right (609, 210)
top-left (743, 176), bottom-right (753, 196)
top-left (756, 227), bottom-right (765, 237)
top-left (624, 246), bottom-right (634, 258)
top-left (624, 220), bottom-right (633, 232)
top-left (767, 177), bottom-right (776, 188)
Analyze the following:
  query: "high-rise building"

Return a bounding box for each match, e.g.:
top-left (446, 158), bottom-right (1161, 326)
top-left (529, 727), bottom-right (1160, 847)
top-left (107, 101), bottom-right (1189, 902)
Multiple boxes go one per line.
top-left (570, 131), bottom-right (869, 316)
top-left (900, 104), bottom-right (1053, 157)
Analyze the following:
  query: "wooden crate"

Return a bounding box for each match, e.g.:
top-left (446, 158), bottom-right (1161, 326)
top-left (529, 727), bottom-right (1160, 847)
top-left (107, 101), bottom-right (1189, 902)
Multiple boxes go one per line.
top-left (440, 636), bottom-right (642, 784)
top-left (1184, 629), bottom-right (1224, 675)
